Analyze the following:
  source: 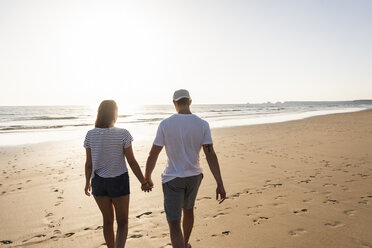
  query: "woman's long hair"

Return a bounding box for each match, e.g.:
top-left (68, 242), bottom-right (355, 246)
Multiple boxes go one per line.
top-left (95, 100), bottom-right (118, 128)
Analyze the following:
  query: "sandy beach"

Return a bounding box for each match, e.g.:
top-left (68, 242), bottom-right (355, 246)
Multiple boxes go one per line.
top-left (1, 109), bottom-right (372, 248)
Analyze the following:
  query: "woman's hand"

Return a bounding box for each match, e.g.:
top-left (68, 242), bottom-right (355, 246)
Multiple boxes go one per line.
top-left (145, 177), bottom-right (154, 189)
top-left (141, 181), bottom-right (152, 192)
top-left (84, 183), bottom-right (91, 196)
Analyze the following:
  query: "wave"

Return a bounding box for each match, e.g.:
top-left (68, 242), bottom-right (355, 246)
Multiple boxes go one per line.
top-left (0, 123), bottom-right (93, 131)
top-left (117, 118), bottom-right (165, 124)
top-left (210, 109), bottom-right (242, 112)
top-left (13, 116), bottom-right (81, 121)
top-left (1, 125), bottom-right (65, 131)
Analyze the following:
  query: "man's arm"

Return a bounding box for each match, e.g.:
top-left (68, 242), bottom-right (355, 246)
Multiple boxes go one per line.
top-left (84, 148), bottom-right (92, 196)
top-left (202, 144), bottom-right (226, 203)
top-left (145, 144), bottom-right (163, 187)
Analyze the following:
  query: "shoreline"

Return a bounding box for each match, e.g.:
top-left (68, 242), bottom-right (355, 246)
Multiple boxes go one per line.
top-left (0, 109), bottom-right (372, 247)
top-left (0, 107), bottom-right (370, 148)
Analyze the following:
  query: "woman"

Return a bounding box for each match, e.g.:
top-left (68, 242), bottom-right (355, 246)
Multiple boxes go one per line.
top-left (84, 100), bottom-right (151, 248)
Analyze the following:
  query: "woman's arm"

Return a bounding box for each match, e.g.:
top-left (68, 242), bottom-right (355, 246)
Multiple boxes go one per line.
top-left (84, 148), bottom-right (93, 196)
top-left (124, 145), bottom-right (150, 190)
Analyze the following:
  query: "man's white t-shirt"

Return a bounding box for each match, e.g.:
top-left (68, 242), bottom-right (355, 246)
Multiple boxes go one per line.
top-left (153, 113), bottom-right (213, 183)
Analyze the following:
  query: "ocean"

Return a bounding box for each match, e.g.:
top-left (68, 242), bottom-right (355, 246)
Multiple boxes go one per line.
top-left (0, 101), bottom-right (371, 146)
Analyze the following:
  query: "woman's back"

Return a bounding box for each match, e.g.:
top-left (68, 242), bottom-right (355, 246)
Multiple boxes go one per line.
top-left (84, 127), bottom-right (133, 178)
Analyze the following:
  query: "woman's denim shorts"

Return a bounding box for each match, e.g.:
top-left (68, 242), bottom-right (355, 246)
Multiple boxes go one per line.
top-left (92, 172), bottom-right (130, 198)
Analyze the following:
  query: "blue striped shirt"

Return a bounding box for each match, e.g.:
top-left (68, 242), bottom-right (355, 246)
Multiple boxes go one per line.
top-left (84, 127), bottom-right (133, 178)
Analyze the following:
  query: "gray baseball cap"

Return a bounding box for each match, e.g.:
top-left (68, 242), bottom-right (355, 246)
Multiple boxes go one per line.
top-left (173, 89), bottom-right (191, 101)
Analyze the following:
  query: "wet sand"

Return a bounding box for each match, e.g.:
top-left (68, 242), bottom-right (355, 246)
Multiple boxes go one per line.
top-left (0, 110), bottom-right (372, 247)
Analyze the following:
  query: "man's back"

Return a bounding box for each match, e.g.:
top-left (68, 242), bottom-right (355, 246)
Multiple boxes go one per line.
top-left (145, 89), bottom-right (226, 248)
top-left (153, 113), bottom-right (212, 183)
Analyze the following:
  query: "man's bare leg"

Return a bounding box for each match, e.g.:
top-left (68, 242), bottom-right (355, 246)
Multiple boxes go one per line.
top-left (168, 220), bottom-right (184, 248)
top-left (182, 208), bottom-right (194, 248)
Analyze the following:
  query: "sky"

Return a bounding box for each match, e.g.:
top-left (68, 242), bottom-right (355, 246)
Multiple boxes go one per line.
top-left (0, 0), bottom-right (371, 106)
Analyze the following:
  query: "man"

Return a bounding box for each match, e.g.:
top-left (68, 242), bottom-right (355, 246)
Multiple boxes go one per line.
top-left (145, 89), bottom-right (226, 248)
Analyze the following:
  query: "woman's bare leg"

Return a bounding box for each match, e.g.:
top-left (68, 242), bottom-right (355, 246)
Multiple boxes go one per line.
top-left (95, 196), bottom-right (115, 248)
top-left (112, 195), bottom-right (130, 248)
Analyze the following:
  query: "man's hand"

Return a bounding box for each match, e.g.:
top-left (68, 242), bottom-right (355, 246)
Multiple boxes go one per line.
top-left (216, 184), bottom-right (226, 204)
top-left (145, 177), bottom-right (154, 189)
top-left (84, 183), bottom-right (91, 196)
top-left (141, 181), bottom-right (153, 192)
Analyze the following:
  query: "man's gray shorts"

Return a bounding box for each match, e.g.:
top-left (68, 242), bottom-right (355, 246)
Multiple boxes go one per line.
top-left (162, 173), bottom-right (203, 222)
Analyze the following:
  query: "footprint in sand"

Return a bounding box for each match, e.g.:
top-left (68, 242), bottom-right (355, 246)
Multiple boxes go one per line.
top-left (160, 243), bottom-right (172, 248)
top-left (344, 209), bottom-right (356, 216)
top-left (129, 234), bottom-right (143, 239)
top-left (323, 199), bottom-right (339, 204)
top-left (359, 241), bottom-right (372, 248)
top-left (288, 228), bottom-right (307, 236)
top-left (22, 234), bottom-right (47, 243)
top-left (229, 193), bottom-right (241, 199)
top-left (45, 213), bottom-right (53, 217)
top-left (358, 200), bottom-right (368, 205)
top-left (136, 212), bottom-right (152, 218)
top-left (0, 240), bottom-right (13, 244)
top-left (253, 216), bottom-right (269, 224)
top-left (197, 196), bottom-right (212, 201)
top-left (34, 234), bottom-right (46, 238)
top-left (293, 209), bottom-right (308, 214)
top-left (274, 195), bottom-right (286, 200)
top-left (212, 212), bottom-right (226, 219)
top-left (324, 221), bottom-right (345, 228)
top-left (345, 179), bottom-right (356, 183)
top-left (272, 202), bottom-right (285, 207)
top-left (211, 231), bottom-right (231, 237)
top-left (323, 183), bottom-right (337, 187)
top-left (266, 183), bottom-right (283, 188)
top-left (298, 179), bottom-right (311, 184)
top-left (64, 232), bottom-right (74, 237)
top-left (359, 196), bottom-right (372, 205)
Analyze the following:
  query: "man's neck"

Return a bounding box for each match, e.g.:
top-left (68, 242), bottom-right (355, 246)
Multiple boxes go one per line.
top-left (177, 108), bottom-right (192, 114)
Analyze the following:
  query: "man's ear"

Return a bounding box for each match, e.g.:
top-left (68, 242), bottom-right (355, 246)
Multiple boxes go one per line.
top-left (189, 99), bottom-right (192, 105)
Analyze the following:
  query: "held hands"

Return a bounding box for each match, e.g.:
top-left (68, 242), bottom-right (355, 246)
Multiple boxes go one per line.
top-left (141, 177), bottom-right (154, 192)
top-left (216, 184), bottom-right (226, 204)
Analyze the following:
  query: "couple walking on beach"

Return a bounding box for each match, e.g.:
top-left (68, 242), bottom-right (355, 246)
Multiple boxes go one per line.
top-left (84, 89), bottom-right (226, 248)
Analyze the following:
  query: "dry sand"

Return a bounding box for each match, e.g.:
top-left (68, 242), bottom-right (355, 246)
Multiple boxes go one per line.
top-left (0, 110), bottom-right (372, 248)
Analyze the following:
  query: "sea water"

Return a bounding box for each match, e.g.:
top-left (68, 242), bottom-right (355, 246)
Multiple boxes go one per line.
top-left (0, 101), bottom-right (371, 146)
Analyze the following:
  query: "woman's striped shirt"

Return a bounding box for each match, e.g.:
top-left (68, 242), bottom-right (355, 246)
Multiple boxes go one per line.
top-left (84, 127), bottom-right (133, 178)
